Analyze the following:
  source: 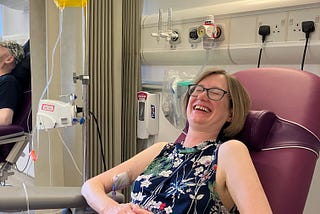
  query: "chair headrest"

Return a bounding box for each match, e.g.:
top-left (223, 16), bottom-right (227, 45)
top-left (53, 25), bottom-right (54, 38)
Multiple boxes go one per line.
top-left (233, 67), bottom-right (320, 140)
top-left (236, 110), bottom-right (276, 151)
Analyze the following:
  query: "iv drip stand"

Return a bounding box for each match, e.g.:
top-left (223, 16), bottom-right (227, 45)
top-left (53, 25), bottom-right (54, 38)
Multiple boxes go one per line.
top-left (73, 73), bottom-right (90, 182)
top-left (82, 77), bottom-right (89, 182)
top-left (80, 4), bottom-right (90, 182)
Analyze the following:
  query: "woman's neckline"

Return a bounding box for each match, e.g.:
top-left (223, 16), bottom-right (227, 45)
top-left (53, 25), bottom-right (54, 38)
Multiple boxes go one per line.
top-left (180, 139), bottom-right (216, 148)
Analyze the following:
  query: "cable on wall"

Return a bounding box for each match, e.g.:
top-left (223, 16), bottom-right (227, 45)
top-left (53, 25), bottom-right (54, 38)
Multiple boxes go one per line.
top-left (300, 21), bottom-right (315, 70)
top-left (257, 25), bottom-right (270, 68)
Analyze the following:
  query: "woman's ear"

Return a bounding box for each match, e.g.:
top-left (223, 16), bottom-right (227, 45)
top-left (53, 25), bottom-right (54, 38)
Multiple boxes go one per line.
top-left (4, 55), bottom-right (14, 64)
top-left (227, 111), bottom-right (232, 122)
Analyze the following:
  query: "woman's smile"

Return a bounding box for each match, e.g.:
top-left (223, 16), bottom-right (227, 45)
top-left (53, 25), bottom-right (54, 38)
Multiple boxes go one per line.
top-left (193, 104), bottom-right (212, 113)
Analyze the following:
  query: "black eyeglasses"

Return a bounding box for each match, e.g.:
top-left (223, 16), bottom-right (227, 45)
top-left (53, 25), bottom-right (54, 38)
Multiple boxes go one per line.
top-left (188, 84), bottom-right (229, 101)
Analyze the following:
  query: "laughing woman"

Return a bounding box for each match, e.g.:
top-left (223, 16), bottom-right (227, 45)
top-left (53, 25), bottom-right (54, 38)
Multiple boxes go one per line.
top-left (81, 68), bottom-right (272, 214)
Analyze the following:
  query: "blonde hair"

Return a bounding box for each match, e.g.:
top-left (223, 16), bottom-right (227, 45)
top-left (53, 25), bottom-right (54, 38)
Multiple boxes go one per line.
top-left (183, 68), bottom-right (250, 138)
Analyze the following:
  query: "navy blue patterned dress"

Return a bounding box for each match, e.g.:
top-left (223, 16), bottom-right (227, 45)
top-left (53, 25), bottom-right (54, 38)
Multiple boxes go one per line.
top-left (131, 140), bottom-right (238, 214)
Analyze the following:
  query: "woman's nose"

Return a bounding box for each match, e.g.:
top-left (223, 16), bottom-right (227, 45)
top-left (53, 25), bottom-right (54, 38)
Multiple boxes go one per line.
top-left (197, 90), bottom-right (209, 100)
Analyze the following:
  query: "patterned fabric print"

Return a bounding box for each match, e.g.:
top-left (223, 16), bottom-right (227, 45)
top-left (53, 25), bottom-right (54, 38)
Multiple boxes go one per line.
top-left (131, 140), bottom-right (236, 214)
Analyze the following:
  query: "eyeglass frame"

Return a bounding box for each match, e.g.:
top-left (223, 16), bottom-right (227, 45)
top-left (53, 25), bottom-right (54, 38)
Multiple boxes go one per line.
top-left (187, 84), bottom-right (229, 101)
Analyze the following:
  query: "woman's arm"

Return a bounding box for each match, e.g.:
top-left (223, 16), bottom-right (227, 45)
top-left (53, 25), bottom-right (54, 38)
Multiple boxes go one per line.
top-left (81, 141), bottom-right (167, 214)
top-left (0, 108), bottom-right (14, 125)
top-left (217, 140), bottom-right (272, 213)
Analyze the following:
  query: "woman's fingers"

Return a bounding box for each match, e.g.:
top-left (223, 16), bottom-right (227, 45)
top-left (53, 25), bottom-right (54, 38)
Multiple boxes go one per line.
top-left (130, 204), bottom-right (153, 214)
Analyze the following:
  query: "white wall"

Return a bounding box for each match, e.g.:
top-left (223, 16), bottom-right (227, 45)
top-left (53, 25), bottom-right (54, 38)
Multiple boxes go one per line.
top-left (0, 4), bottom-right (29, 43)
top-left (143, 0), bottom-right (236, 15)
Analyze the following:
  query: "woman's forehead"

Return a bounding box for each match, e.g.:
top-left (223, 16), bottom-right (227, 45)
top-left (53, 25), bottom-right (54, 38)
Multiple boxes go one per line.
top-left (0, 46), bottom-right (10, 55)
top-left (198, 74), bottom-right (228, 88)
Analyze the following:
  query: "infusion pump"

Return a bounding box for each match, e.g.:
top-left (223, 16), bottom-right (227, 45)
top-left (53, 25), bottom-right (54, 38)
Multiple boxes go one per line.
top-left (37, 99), bottom-right (81, 130)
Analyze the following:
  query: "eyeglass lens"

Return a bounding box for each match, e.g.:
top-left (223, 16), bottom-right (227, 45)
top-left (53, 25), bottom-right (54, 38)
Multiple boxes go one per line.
top-left (188, 85), bottom-right (227, 101)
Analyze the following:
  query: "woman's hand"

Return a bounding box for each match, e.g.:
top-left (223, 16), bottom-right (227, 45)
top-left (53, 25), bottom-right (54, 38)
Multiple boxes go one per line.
top-left (130, 204), bottom-right (153, 214)
top-left (101, 203), bottom-right (135, 214)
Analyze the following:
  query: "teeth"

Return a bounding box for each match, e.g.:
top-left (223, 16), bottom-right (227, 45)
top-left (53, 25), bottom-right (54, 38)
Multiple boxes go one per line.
top-left (194, 105), bottom-right (210, 112)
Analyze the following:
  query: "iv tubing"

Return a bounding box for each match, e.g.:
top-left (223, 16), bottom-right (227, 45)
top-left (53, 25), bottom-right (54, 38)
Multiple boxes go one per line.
top-left (22, 182), bottom-right (30, 214)
top-left (57, 130), bottom-right (82, 177)
top-left (33, 9), bottom-right (64, 156)
top-left (48, 132), bottom-right (52, 185)
top-left (40, 9), bottom-right (64, 101)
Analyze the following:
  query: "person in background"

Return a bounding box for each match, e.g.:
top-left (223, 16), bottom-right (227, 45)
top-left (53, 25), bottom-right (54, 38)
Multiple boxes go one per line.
top-left (81, 68), bottom-right (272, 214)
top-left (0, 40), bottom-right (25, 125)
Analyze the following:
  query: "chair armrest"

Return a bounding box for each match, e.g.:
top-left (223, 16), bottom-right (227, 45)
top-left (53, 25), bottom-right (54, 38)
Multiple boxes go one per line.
top-left (0, 186), bottom-right (125, 211)
top-left (0, 125), bottom-right (24, 140)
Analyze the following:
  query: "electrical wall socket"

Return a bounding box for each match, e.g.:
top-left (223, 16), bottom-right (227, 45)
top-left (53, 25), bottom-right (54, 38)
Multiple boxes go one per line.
top-left (287, 8), bottom-right (320, 42)
top-left (257, 12), bottom-right (287, 43)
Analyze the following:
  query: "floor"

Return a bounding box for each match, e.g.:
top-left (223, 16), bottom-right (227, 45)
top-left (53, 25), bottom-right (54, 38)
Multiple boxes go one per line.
top-left (5, 168), bottom-right (34, 187)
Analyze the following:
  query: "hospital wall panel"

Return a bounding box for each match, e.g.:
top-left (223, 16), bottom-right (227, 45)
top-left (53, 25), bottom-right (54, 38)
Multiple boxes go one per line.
top-left (141, 1), bottom-right (320, 66)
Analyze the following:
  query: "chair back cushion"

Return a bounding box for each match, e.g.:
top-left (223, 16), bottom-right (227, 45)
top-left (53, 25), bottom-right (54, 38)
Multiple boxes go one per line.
top-left (11, 40), bottom-right (32, 132)
top-left (233, 67), bottom-right (320, 139)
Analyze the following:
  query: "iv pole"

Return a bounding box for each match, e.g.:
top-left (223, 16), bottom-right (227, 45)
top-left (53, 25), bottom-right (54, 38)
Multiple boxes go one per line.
top-left (82, 2), bottom-right (90, 182)
top-left (73, 2), bottom-right (90, 182)
top-left (73, 73), bottom-right (89, 182)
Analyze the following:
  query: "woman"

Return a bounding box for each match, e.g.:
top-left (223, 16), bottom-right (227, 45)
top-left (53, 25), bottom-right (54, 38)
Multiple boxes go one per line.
top-left (81, 68), bottom-right (272, 214)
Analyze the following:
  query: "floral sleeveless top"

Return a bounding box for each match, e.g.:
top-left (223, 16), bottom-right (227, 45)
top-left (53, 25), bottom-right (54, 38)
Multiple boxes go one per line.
top-left (131, 140), bottom-right (239, 214)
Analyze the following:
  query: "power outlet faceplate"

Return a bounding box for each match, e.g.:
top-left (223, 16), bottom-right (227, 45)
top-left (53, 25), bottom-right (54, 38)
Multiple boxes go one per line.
top-left (287, 8), bottom-right (320, 41)
top-left (257, 12), bottom-right (287, 43)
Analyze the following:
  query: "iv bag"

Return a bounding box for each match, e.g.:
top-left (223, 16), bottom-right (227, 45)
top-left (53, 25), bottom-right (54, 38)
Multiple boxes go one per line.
top-left (54, 0), bottom-right (87, 9)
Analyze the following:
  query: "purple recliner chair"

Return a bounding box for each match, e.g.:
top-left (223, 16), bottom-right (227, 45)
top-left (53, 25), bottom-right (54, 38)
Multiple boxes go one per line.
top-left (0, 40), bottom-right (31, 182)
top-left (175, 67), bottom-right (320, 214)
top-left (233, 67), bottom-right (320, 214)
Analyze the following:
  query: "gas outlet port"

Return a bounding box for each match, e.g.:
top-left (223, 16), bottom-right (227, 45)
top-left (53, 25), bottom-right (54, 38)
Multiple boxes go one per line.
top-left (169, 30), bottom-right (181, 45)
top-left (189, 27), bottom-right (202, 43)
top-left (213, 24), bottom-right (224, 42)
